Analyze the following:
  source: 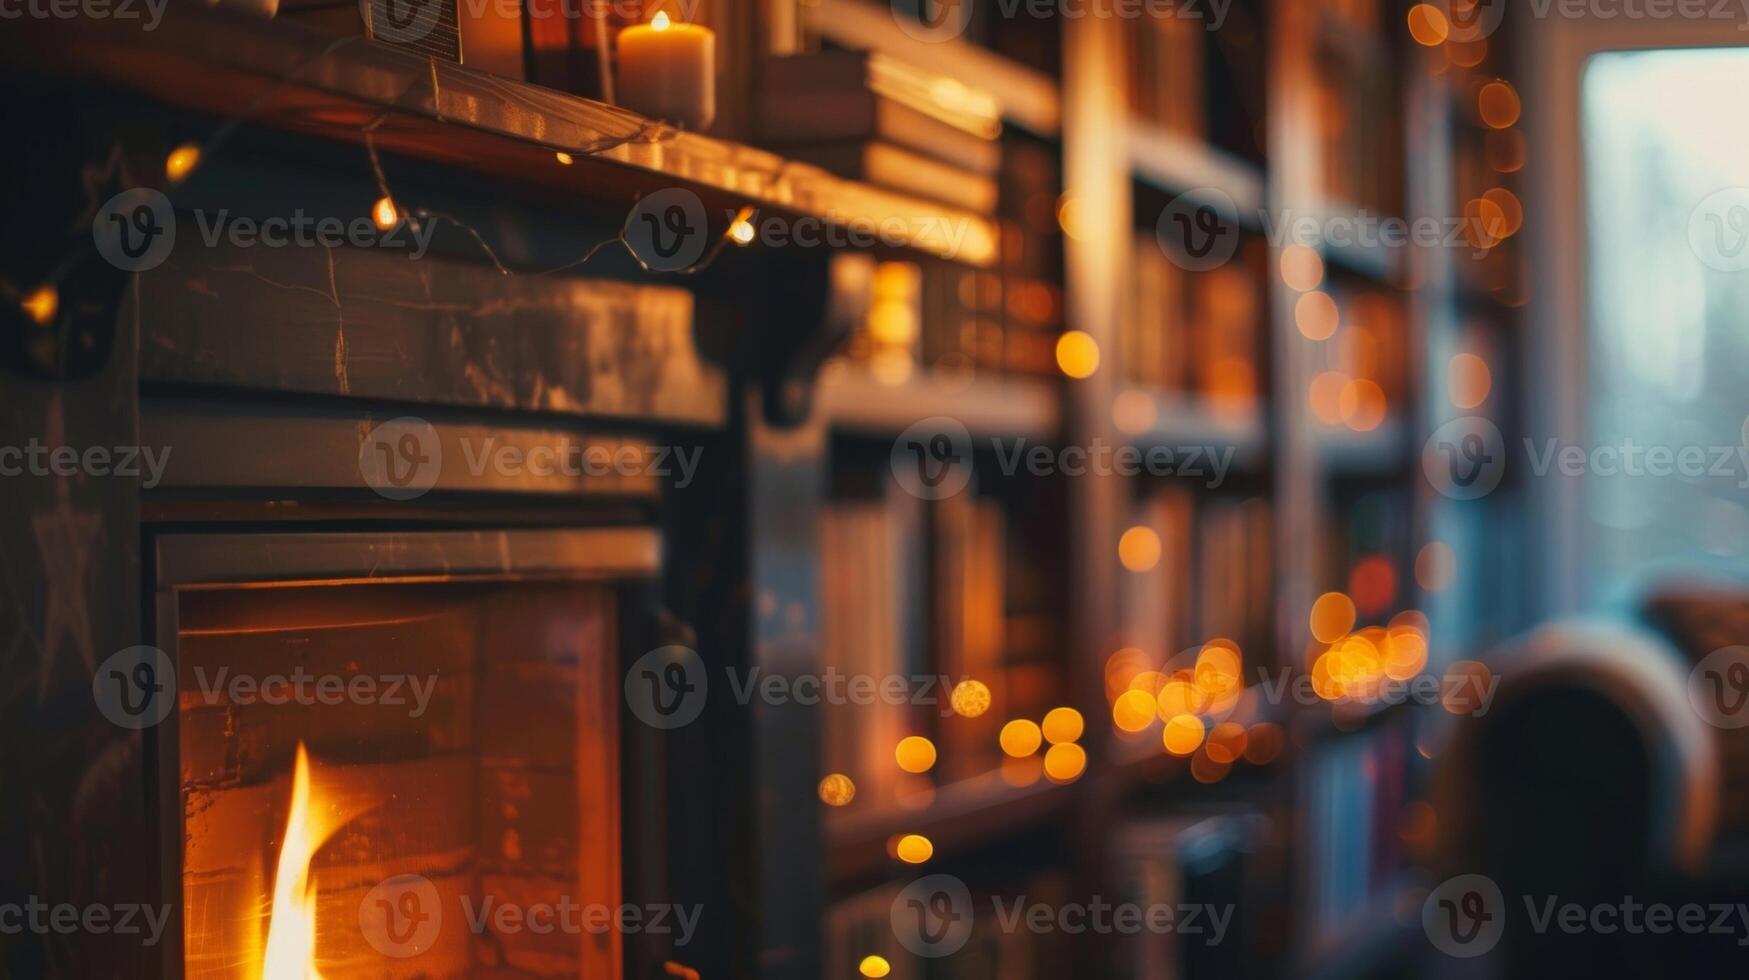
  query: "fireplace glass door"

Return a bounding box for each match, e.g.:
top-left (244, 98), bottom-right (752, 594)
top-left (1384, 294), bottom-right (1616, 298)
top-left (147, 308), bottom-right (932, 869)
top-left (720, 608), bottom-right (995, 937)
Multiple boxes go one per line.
top-left (157, 530), bottom-right (647, 979)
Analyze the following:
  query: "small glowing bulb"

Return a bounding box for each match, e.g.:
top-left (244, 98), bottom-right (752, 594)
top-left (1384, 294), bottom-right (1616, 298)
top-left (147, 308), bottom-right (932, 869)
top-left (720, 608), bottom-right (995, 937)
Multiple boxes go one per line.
top-left (20, 285), bottom-right (58, 326)
top-left (555, 151), bottom-right (575, 165)
top-left (818, 773), bottom-right (856, 807)
top-left (371, 196), bottom-right (400, 232)
top-left (950, 679), bottom-right (991, 718)
top-left (651, 10), bottom-right (671, 29)
top-left (1055, 330), bottom-right (1100, 379)
top-left (894, 833), bottom-right (934, 864)
top-left (895, 735), bottom-right (937, 774)
top-left (999, 719), bottom-right (1043, 757)
top-left (1041, 707), bottom-right (1084, 745)
top-left (165, 142), bottom-right (202, 184)
top-left (859, 955), bottom-right (892, 978)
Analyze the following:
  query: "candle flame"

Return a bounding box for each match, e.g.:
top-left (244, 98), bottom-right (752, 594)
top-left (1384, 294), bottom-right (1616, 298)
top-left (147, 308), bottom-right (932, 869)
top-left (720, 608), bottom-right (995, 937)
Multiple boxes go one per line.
top-left (651, 10), bottom-right (670, 29)
top-left (262, 743), bottom-right (338, 980)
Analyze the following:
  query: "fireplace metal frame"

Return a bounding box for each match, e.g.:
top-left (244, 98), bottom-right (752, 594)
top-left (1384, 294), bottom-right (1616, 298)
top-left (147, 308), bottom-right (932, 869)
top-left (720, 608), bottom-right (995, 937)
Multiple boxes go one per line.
top-left (150, 525), bottom-right (659, 978)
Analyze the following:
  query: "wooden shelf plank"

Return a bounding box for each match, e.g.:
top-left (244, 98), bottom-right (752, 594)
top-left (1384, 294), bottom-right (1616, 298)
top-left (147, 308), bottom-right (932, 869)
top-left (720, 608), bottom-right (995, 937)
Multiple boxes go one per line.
top-left (1116, 388), bottom-right (1270, 470)
top-left (3, 9), bottom-right (997, 266)
top-left (1314, 417), bottom-right (1410, 475)
top-left (1127, 125), bottom-right (1268, 218)
top-left (804, 0), bottom-right (1062, 137)
top-left (1313, 198), bottom-right (1406, 283)
top-left (826, 769), bottom-right (1073, 885)
top-left (816, 362), bottom-right (1062, 440)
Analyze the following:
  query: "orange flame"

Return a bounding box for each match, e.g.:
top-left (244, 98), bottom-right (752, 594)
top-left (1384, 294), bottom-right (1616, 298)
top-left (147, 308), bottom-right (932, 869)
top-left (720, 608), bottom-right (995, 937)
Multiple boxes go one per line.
top-left (262, 743), bottom-right (337, 980)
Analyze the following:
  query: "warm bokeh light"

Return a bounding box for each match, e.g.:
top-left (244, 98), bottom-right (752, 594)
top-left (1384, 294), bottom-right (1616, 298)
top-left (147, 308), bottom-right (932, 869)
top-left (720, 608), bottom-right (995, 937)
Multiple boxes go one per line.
top-left (1416, 541), bottom-right (1457, 592)
top-left (818, 773), bottom-right (856, 806)
top-left (1448, 352), bottom-right (1493, 408)
top-left (19, 285), bottom-right (57, 326)
top-left (1041, 706), bottom-right (1084, 744)
top-left (1485, 128), bottom-right (1526, 173)
top-left (859, 955), bottom-right (892, 978)
top-left (1390, 609), bottom-right (1431, 636)
top-left (894, 833), bottom-right (934, 864)
top-left (1309, 370), bottom-right (1349, 425)
top-left (1348, 555), bottom-right (1398, 615)
top-left (1309, 592), bottom-right (1358, 643)
top-left (1280, 243), bottom-right (1325, 291)
top-left (1055, 330), bottom-right (1101, 378)
top-left (1112, 389), bottom-right (1159, 435)
top-left (1482, 187), bottom-right (1523, 237)
top-left (1449, 37), bottom-right (1488, 69)
top-left (1156, 679), bottom-right (1208, 719)
top-left (950, 679), bottom-right (992, 718)
top-left (1244, 722), bottom-right (1284, 765)
top-left (1384, 623), bottom-right (1430, 681)
top-left (1162, 713), bottom-right (1205, 756)
top-left (999, 718), bottom-right (1043, 757)
top-left (729, 217), bottom-right (756, 245)
top-left (1113, 688), bottom-right (1159, 732)
top-left (1205, 722), bottom-right (1249, 764)
top-left (1043, 742), bottom-right (1087, 782)
top-left (1194, 642), bottom-right (1244, 707)
top-left (1128, 669), bottom-right (1168, 696)
top-left (1295, 290), bottom-right (1340, 340)
top-left (1478, 80), bottom-right (1521, 129)
top-left (895, 736), bottom-right (937, 774)
top-left (1464, 195), bottom-right (1507, 249)
top-left (1338, 378), bottom-right (1388, 431)
top-left (371, 195), bottom-right (400, 231)
top-left (1118, 525), bottom-right (1163, 572)
top-left (165, 142), bottom-right (202, 184)
top-left (1105, 646), bottom-right (1153, 700)
top-left (1057, 193), bottom-right (1093, 240)
top-left (554, 151), bottom-right (575, 165)
top-left (1190, 748), bottom-right (1231, 783)
top-left (1406, 3), bottom-right (1448, 45)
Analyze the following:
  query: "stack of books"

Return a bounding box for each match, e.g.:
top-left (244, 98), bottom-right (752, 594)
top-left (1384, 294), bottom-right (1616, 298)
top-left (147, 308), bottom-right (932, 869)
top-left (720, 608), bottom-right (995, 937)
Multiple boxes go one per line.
top-left (758, 50), bottom-right (1003, 214)
top-left (1128, 15), bottom-right (1207, 138)
top-left (1122, 232), bottom-right (1264, 415)
top-left (1309, 0), bottom-right (1404, 214)
top-left (1125, 488), bottom-right (1274, 663)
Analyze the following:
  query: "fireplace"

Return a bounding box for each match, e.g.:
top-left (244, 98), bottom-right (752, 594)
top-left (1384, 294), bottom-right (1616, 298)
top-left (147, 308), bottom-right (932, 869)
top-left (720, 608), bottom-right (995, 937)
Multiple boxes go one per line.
top-left (152, 528), bottom-right (657, 978)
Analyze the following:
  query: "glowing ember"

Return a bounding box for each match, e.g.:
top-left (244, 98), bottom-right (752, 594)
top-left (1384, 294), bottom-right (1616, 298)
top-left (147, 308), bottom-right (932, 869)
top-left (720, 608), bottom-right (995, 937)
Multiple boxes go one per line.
top-left (262, 743), bottom-right (338, 980)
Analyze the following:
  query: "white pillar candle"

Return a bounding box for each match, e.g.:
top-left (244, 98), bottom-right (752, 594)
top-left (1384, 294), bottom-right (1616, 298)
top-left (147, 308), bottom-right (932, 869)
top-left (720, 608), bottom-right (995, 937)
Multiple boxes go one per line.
top-left (616, 12), bottom-right (716, 131)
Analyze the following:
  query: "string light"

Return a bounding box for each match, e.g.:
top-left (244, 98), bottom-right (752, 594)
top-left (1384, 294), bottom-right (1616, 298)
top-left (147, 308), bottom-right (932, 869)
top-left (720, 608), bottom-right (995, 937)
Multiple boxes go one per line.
top-left (165, 142), bottom-right (202, 184)
top-left (370, 195), bottom-right (400, 232)
top-left (19, 285), bottom-right (58, 325)
top-left (859, 955), bottom-right (892, 978)
top-left (1, 33), bottom-right (783, 320)
top-left (727, 205), bottom-right (757, 246)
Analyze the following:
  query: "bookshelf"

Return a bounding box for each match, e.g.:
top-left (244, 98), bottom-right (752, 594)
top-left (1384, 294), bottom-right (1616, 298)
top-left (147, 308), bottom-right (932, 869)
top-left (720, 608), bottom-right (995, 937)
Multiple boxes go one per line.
top-left (4, 8), bottom-right (999, 265)
top-left (790, 0), bottom-right (1522, 974)
top-left (0, 0), bottom-right (1523, 974)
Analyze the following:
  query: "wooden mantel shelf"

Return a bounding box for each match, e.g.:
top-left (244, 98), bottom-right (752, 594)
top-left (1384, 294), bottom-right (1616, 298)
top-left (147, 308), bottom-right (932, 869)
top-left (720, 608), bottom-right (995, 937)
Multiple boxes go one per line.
top-left (3, 9), bottom-right (997, 267)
